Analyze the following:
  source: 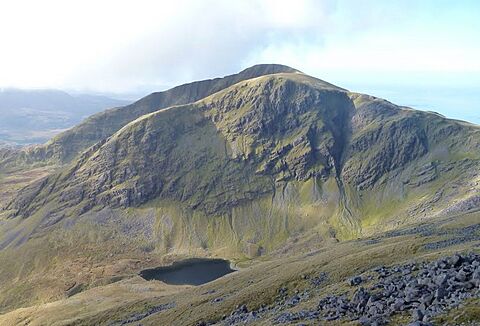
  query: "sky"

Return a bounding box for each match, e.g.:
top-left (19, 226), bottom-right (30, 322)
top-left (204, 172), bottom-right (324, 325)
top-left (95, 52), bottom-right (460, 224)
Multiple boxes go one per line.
top-left (0, 0), bottom-right (479, 122)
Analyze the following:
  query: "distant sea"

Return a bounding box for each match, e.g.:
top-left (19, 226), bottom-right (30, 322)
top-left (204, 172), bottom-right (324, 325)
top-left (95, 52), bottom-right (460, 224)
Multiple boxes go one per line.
top-left (345, 84), bottom-right (480, 125)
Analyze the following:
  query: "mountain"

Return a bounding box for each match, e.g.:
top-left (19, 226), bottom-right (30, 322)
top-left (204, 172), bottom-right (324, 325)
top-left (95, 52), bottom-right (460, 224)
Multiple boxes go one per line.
top-left (0, 65), bottom-right (479, 324)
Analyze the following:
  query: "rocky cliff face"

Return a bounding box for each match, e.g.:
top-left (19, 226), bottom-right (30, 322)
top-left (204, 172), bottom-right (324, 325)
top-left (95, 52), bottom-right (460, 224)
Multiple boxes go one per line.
top-left (342, 95), bottom-right (469, 190)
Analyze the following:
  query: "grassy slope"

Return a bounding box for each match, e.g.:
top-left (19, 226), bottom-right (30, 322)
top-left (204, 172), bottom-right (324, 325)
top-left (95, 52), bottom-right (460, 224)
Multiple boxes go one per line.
top-left (0, 210), bottom-right (478, 325)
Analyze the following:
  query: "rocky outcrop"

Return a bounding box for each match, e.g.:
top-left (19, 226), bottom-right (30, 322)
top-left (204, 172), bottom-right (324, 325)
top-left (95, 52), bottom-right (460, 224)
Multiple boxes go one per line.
top-left (207, 253), bottom-right (480, 326)
top-left (315, 253), bottom-right (480, 325)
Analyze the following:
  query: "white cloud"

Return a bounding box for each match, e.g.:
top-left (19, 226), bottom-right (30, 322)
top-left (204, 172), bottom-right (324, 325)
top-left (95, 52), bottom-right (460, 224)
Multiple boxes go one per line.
top-left (0, 0), bottom-right (478, 93)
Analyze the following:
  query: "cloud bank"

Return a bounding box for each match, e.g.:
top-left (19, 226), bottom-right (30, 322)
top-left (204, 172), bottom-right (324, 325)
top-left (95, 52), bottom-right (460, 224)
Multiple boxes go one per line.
top-left (0, 0), bottom-right (479, 93)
